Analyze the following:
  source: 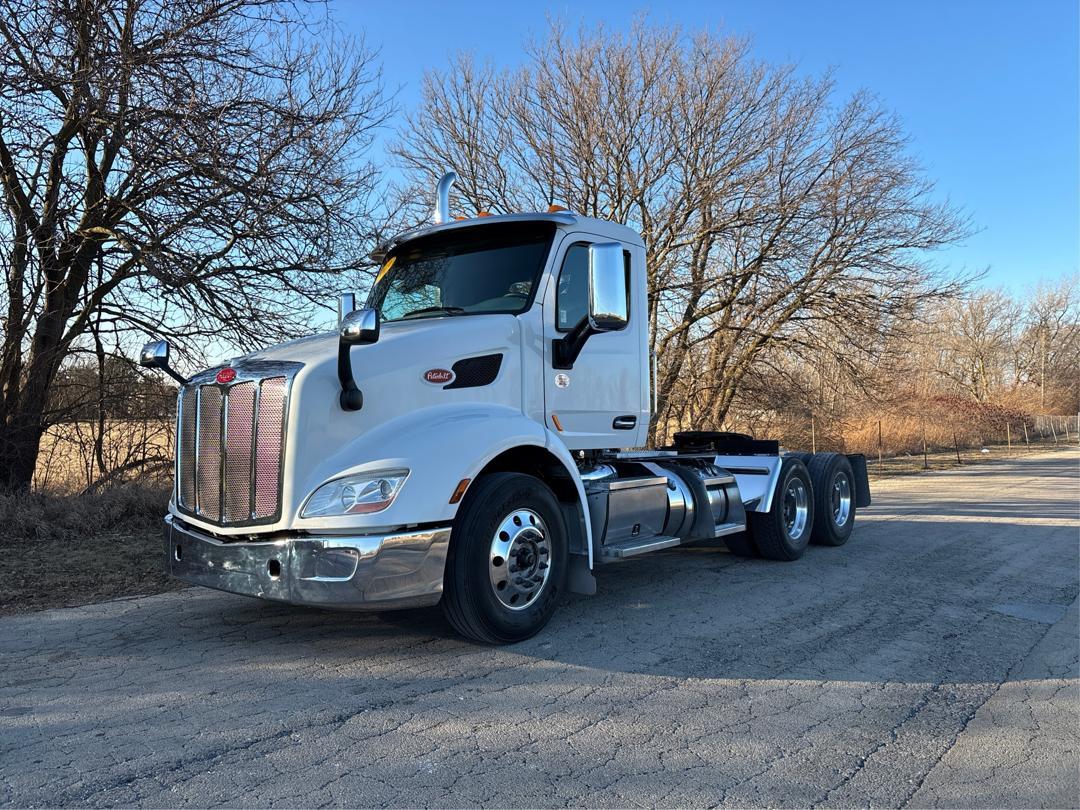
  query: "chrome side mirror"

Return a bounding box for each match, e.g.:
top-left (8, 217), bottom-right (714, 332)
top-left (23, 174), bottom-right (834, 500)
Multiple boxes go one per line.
top-left (140, 340), bottom-right (170, 369)
top-left (553, 242), bottom-right (628, 369)
top-left (340, 308), bottom-right (380, 345)
top-left (587, 242), bottom-right (628, 332)
top-left (138, 339), bottom-right (187, 385)
top-left (337, 308), bottom-right (380, 411)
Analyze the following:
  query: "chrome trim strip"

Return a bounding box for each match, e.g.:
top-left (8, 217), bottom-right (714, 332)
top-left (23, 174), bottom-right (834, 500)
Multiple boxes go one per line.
top-left (249, 380), bottom-right (262, 520)
top-left (602, 476), bottom-right (668, 492)
top-left (219, 383), bottom-right (228, 521)
top-left (193, 386), bottom-right (202, 514)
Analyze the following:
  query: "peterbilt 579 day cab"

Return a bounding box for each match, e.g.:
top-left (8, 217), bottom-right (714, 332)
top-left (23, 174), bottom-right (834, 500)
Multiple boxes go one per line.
top-left (141, 171), bottom-right (871, 644)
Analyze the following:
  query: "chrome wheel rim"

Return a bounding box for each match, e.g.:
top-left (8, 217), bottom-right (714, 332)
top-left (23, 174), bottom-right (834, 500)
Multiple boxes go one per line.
top-left (831, 472), bottom-right (852, 527)
top-left (488, 508), bottom-right (551, 611)
top-left (783, 478), bottom-right (809, 541)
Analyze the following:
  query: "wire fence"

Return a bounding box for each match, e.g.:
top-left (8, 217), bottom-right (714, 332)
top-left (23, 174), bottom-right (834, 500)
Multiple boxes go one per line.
top-left (791, 411), bottom-right (1080, 473)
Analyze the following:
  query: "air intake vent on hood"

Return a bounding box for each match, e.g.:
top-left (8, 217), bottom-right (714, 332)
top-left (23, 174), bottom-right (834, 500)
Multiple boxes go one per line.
top-left (445, 354), bottom-right (503, 389)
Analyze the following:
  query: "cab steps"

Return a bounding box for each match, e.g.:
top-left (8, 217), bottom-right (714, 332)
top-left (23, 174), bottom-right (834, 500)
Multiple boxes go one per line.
top-left (599, 535), bottom-right (680, 561)
top-left (598, 522), bottom-right (748, 563)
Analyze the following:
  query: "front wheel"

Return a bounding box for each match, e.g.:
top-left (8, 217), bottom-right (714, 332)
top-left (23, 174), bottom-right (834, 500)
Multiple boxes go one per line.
top-left (748, 457), bottom-right (815, 561)
top-left (441, 472), bottom-right (568, 644)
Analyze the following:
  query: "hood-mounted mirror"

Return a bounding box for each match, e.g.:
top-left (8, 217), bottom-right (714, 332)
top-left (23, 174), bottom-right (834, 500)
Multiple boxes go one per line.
top-left (337, 302), bottom-right (380, 411)
top-left (138, 339), bottom-right (188, 385)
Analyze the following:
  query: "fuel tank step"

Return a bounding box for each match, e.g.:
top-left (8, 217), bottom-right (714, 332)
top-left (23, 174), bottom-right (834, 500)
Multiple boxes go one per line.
top-left (599, 535), bottom-right (680, 561)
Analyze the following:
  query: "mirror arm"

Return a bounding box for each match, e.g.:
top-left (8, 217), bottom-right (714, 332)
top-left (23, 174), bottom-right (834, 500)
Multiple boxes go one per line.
top-left (335, 307), bottom-right (379, 412)
top-left (139, 340), bottom-right (188, 386)
top-left (159, 365), bottom-right (189, 387)
top-left (553, 316), bottom-right (596, 370)
top-left (337, 341), bottom-right (364, 411)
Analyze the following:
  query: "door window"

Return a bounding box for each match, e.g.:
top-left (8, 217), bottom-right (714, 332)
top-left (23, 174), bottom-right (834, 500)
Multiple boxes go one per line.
top-left (555, 243), bottom-right (631, 332)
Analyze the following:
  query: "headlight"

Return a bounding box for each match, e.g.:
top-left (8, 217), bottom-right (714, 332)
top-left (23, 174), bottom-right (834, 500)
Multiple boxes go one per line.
top-left (301, 470), bottom-right (409, 518)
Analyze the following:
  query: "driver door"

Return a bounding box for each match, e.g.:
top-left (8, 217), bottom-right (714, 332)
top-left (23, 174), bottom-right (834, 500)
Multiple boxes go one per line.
top-left (542, 238), bottom-right (646, 450)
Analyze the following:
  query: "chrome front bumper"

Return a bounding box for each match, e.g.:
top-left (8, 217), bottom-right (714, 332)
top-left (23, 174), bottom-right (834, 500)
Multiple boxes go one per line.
top-left (164, 514), bottom-right (452, 610)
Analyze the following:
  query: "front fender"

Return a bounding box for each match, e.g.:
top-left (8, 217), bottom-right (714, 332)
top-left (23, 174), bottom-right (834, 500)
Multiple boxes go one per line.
top-left (292, 404), bottom-right (590, 552)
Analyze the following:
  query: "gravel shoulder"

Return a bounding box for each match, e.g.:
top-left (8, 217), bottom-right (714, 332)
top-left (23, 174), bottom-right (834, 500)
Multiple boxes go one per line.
top-left (1, 449), bottom-right (1077, 808)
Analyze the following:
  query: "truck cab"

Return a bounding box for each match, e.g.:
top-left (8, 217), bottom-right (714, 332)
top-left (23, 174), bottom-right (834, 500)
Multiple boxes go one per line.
top-left (144, 171), bottom-right (870, 644)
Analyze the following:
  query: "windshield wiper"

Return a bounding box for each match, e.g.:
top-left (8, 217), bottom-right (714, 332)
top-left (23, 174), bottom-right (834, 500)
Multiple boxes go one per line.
top-left (400, 305), bottom-right (466, 319)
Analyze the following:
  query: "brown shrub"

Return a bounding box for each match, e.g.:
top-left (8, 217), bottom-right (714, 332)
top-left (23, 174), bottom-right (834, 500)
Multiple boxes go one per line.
top-left (0, 482), bottom-right (170, 548)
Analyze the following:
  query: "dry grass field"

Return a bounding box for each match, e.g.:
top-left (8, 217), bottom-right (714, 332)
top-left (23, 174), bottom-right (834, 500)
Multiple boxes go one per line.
top-left (33, 418), bottom-right (173, 493)
top-left (0, 482), bottom-right (177, 615)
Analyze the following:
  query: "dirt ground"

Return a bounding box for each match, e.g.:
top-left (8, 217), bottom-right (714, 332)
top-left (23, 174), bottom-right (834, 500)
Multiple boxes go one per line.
top-left (0, 527), bottom-right (182, 616)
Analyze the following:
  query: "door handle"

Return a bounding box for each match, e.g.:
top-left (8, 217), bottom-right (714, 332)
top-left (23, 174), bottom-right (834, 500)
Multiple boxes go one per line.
top-left (613, 415), bottom-right (636, 430)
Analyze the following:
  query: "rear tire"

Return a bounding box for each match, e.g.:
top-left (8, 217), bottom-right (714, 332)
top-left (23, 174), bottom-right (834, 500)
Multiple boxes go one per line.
top-left (748, 457), bottom-right (814, 561)
top-left (806, 452), bottom-right (856, 546)
top-left (441, 472), bottom-right (567, 644)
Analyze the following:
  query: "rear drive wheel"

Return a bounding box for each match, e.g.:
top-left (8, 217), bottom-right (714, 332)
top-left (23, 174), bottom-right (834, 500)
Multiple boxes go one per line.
top-left (748, 457), bottom-right (814, 561)
top-left (806, 452), bottom-right (856, 546)
top-left (442, 472), bottom-right (567, 644)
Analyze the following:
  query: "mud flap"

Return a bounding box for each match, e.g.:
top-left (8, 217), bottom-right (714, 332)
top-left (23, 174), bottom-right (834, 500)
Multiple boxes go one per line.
top-left (566, 552), bottom-right (596, 595)
top-left (846, 453), bottom-right (872, 508)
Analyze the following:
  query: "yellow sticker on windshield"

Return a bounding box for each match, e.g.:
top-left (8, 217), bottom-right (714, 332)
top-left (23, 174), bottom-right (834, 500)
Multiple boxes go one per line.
top-left (374, 255), bottom-right (396, 285)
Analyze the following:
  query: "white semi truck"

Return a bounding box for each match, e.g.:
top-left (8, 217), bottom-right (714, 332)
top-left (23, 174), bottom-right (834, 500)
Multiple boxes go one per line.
top-left (141, 171), bottom-right (871, 644)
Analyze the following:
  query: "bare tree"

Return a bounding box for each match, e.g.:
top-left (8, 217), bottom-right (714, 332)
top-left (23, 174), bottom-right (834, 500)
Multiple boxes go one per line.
top-left (394, 20), bottom-right (968, 444)
top-left (925, 290), bottom-right (1021, 402)
top-left (1016, 278), bottom-right (1080, 412)
top-left (0, 0), bottom-right (391, 489)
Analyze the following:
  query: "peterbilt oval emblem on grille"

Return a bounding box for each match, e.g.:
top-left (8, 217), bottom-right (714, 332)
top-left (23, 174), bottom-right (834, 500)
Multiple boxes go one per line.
top-left (423, 368), bottom-right (454, 384)
top-left (216, 367), bottom-right (237, 384)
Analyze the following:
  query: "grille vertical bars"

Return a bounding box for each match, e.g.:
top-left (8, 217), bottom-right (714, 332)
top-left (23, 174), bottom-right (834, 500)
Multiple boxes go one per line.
top-left (176, 367), bottom-right (294, 526)
top-left (177, 387), bottom-right (197, 509)
top-left (223, 381), bottom-right (256, 522)
top-left (253, 377), bottom-right (286, 519)
top-left (196, 387), bottom-right (223, 521)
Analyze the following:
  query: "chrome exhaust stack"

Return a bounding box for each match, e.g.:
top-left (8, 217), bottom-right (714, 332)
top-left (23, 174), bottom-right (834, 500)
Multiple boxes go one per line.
top-left (432, 171), bottom-right (457, 224)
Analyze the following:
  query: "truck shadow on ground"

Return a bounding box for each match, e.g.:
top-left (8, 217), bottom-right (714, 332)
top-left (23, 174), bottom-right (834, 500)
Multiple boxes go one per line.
top-left (64, 512), bottom-right (1075, 688)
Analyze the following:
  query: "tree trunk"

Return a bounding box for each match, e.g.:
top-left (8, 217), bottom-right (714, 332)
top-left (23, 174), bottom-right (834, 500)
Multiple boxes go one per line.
top-left (0, 293), bottom-right (78, 491)
top-left (0, 417), bottom-right (44, 490)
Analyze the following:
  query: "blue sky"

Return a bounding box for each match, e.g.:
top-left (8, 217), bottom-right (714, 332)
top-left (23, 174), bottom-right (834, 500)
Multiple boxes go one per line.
top-left (338, 0), bottom-right (1078, 290)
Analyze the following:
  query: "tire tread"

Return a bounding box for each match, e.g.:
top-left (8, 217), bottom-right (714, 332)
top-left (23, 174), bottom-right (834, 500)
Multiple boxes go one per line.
top-left (441, 472), bottom-right (564, 644)
top-left (806, 452), bottom-right (856, 546)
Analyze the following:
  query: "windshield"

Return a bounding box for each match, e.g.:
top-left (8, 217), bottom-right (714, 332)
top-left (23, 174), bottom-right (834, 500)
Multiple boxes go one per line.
top-left (368, 222), bottom-right (557, 322)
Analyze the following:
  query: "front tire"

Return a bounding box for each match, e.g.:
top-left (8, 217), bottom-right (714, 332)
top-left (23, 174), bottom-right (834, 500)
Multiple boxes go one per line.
top-left (442, 472), bottom-right (568, 644)
top-left (748, 457), bottom-right (815, 561)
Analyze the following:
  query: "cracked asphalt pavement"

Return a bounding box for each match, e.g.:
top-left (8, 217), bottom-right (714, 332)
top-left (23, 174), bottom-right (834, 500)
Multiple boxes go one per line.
top-left (1, 450), bottom-right (1078, 808)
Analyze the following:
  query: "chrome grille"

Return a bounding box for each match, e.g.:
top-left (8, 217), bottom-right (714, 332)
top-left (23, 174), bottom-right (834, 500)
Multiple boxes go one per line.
top-left (196, 387), bottom-right (223, 521)
top-left (177, 390), bottom-right (197, 509)
top-left (175, 363), bottom-right (299, 526)
top-left (253, 377), bottom-right (286, 518)
top-left (223, 381), bottom-right (256, 522)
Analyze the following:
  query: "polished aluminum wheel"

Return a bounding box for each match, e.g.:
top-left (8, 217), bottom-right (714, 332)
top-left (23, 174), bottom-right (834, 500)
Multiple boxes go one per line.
top-left (831, 471), bottom-right (852, 527)
top-left (783, 478), bottom-right (810, 541)
top-left (488, 508), bottom-right (551, 611)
